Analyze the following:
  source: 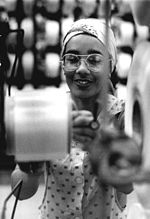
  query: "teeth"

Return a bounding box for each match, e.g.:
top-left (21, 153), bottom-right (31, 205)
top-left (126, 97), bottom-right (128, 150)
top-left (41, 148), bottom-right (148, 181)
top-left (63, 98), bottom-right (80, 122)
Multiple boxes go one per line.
top-left (79, 81), bottom-right (88, 84)
top-left (77, 80), bottom-right (90, 84)
top-left (75, 79), bottom-right (92, 87)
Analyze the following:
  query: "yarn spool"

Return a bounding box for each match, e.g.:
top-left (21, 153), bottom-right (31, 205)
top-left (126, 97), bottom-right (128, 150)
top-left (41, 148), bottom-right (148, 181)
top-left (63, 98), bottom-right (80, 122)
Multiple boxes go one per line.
top-left (21, 18), bottom-right (34, 49)
top-left (45, 52), bottom-right (60, 78)
top-left (22, 50), bottom-right (34, 81)
top-left (5, 86), bottom-right (71, 161)
top-left (45, 20), bottom-right (59, 46)
top-left (62, 0), bottom-right (76, 17)
top-left (44, 0), bottom-right (60, 13)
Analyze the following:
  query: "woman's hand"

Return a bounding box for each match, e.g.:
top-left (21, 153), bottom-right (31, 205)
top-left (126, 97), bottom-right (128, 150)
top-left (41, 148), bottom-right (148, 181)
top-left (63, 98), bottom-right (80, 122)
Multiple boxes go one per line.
top-left (72, 110), bottom-right (99, 149)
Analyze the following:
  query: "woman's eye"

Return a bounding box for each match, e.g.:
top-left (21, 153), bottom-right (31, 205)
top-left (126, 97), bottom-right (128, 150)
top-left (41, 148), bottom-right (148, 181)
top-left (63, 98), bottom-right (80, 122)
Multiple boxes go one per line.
top-left (67, 56), bottom-right (78, 63)
top-left (89, 59), bottom-right (97, 64)
top-left (88, 57), bottom-right (101, 65)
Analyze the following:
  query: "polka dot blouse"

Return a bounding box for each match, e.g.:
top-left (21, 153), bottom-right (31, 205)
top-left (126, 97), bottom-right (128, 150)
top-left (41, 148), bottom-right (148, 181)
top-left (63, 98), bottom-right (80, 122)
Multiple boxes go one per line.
top-left (39, 95), bottom-right (127, 219)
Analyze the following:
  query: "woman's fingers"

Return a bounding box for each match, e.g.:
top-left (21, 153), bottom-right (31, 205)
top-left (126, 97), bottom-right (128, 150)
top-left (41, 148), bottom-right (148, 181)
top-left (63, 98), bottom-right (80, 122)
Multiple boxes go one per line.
top-left (72, 126), bottom-right (98, 148)
top-left (71, 110), bottom-right (100, 147)
top-left (72, 110), bottom-right (93, 119)
top-left (73, 127), bottom-right (96, 138)
top-left (72, 110), bottom-right (94, 127)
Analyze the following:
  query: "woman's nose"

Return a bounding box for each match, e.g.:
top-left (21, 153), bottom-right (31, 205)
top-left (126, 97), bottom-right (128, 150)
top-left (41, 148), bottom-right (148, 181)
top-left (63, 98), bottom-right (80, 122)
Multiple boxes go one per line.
top-left (76, 59), bottom-right (90, 74)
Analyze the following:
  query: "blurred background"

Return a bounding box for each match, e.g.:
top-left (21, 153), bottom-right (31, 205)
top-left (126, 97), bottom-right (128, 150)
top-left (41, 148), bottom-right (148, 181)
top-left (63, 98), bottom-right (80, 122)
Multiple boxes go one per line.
top-left (0, 0), bottom-right (149, 218)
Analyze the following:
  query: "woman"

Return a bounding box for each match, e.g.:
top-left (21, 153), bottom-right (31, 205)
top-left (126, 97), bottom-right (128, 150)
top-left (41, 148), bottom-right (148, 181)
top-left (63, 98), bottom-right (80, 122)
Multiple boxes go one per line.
top-left (39, 18), bottom-right (133, 219)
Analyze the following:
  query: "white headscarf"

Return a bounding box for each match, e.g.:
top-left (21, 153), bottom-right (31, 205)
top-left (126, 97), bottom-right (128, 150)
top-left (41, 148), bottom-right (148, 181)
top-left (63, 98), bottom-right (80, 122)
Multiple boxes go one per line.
top-left (61, 18), bottom-right (117, 72)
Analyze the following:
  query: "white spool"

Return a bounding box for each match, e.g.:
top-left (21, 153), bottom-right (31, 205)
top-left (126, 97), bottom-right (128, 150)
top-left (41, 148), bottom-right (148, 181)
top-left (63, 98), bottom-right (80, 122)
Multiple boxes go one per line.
top-left (45, 20), bottom-right (59, 46)
top-left (5, 87), bottom-right (71, 161)
top-left (21, 18), bottom-right (34, 49)
top-left (44, 0), bottom-right (59, 13)
top-left (135, 24), bottom-right (149, 45)
top-left (117, 21), bottom-right (134, 47)
top-left (62, 0), bottom-right (76, 17)
top-left (5, 0), bottom-right (17, 12)
top-left (45, 52), bottom-right (60, 78)
top-left (7, 18), bottom-right (18, 52)
top-left (81, 0), bottom-right (97, 17)
top-left (0, 0), bottom-right (5, 8)
top-left (117, 52), bottom-right (132, 79)
top-left (129, 0), bottom-right (150, 26)
top-left (22, 50), bottom-right (34, 81)
top-left (61, 17), bottom-right (74, 41)
top-left (35, 14), bottom-right (45, 32)
top-left (125, 41), bottom-right (150, 172)
top-left (124, 42), bottom-right (150, 217)
top-left (9, 17), bottom-right (18, 30)
top-left (22, 0), bottom-right (35, 17)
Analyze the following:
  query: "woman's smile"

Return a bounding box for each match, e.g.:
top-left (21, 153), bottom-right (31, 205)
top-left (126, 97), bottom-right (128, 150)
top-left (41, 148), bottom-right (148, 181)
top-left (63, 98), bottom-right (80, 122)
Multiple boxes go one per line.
top-left (74, 78), bottom-right (93, 88)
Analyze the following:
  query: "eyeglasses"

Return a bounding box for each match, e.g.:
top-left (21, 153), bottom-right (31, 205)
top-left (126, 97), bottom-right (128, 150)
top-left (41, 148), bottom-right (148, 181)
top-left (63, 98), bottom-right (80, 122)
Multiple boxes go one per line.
top-left (61, 53), bottom-right (111, 73)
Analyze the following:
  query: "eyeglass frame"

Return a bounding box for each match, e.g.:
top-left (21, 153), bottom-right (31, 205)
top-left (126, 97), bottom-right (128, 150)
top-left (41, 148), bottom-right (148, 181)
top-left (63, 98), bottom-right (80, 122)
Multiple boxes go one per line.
top-left (60, 53), bottom-right (112, 73)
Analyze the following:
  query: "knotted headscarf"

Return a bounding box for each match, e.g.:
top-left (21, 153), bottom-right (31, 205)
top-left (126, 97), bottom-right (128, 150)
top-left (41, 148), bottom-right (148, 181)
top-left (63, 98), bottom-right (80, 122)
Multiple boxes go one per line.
top-left (61, 18), bottom-right (117, 72)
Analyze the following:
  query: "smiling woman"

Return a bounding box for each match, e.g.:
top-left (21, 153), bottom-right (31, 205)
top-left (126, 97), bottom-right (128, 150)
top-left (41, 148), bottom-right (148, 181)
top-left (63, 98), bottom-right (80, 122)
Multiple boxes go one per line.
top-left (12, 18), bottom-right (133, 219)
top-left (63, 34), bottom-right (109, 102)
top-left (37, 18), bottom-right (133, 219)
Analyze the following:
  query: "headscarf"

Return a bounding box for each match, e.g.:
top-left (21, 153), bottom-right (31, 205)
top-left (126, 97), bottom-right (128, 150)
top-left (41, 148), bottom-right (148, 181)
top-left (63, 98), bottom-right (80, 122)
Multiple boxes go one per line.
top-left (61, 18), bottom-right (117, 72)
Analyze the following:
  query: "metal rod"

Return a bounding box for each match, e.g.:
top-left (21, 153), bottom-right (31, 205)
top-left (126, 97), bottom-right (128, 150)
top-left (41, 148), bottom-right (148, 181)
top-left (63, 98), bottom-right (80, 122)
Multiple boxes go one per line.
top-left (11, 180), bottom-right (23, 219)
top-left (102, 0), bottom-right (111, 127)
top-left (1, 179), bottom-right (23, 219)
top-left (100, 1), bottom-right (111, 218)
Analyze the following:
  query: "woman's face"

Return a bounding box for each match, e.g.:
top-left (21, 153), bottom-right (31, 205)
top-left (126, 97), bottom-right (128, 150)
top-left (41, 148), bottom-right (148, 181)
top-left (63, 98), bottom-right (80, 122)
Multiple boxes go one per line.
top-left (63, 34), bottom-right (110, 100)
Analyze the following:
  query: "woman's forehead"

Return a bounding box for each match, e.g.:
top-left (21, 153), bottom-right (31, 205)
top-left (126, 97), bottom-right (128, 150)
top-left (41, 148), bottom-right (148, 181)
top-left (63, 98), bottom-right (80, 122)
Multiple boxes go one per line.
top-left (65, 34), bottom-right (106, 54)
